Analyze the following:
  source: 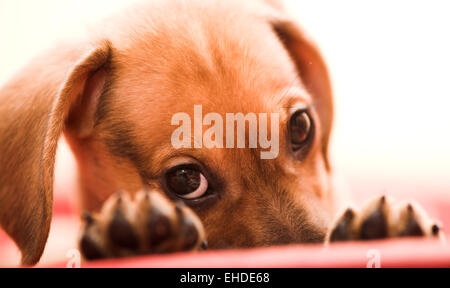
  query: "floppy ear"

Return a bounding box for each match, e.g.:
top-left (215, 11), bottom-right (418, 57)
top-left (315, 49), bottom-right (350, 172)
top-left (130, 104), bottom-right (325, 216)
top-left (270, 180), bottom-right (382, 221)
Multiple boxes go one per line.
top-left (270, 18), bottom-right (334, 169)
top-left (0, 40), bottom-right (111, 265)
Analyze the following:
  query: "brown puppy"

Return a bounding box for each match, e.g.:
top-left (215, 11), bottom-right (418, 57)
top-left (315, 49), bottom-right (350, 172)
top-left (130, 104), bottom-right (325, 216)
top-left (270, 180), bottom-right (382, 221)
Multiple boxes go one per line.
top-left (0, 0), bottom-right (442, 265)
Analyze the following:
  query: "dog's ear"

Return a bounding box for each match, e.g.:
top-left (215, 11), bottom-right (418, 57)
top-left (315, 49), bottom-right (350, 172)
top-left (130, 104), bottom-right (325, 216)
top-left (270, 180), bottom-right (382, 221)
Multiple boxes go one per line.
top-left (0, 40), bottom-right (111, 265)
top-left (270, 18), bottom-right (334, 169)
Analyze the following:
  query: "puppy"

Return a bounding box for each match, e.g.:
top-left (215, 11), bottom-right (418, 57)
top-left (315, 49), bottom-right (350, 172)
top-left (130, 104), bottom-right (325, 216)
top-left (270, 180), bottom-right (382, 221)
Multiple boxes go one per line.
top-left (0, 0), bottom-right (442, 265)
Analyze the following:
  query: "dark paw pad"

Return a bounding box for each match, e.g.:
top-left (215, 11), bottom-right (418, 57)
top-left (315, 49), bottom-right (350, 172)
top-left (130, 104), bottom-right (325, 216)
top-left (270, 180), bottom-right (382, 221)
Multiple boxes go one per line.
top-left (329, 208), bottom-right (355, 242)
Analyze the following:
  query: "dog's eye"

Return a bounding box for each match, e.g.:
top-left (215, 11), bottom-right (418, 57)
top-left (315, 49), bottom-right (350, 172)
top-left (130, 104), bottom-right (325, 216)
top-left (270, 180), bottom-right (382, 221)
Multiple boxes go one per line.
top-left (290, 110), bottom-right (313, 150)
top-left (165, 167), bottom-right (208, 200)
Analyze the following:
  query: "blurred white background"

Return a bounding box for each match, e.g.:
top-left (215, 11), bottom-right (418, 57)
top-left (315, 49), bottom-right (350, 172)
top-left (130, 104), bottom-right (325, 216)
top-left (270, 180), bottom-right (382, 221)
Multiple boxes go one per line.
top-left (0, 0), bottom-right (449, 197)
top-left (285, 0), bottom-right (450, 196)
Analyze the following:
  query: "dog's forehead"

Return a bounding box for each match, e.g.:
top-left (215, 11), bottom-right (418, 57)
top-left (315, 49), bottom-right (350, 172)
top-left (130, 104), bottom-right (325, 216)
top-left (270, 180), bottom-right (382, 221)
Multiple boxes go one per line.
top-left (107, 0), bottom-right (310, 113)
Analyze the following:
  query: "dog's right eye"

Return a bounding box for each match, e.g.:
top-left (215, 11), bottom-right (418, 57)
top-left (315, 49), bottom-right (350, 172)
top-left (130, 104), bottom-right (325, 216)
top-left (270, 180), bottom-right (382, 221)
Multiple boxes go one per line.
top-left (165, 166), bottom-right (209, 200)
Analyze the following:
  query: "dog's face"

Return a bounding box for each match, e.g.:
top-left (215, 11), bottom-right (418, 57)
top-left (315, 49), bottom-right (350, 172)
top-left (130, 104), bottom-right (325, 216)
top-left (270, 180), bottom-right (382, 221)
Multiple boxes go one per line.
top-left (65, 0), bottom-right (335, 248)
top-left (0, 0), bottom-right (338, 264)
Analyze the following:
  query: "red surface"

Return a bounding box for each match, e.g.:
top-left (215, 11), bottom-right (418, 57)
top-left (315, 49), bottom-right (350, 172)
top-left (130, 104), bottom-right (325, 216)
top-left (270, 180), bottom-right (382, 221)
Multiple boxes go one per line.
top-left (56, 238), bottom-right (449, 268)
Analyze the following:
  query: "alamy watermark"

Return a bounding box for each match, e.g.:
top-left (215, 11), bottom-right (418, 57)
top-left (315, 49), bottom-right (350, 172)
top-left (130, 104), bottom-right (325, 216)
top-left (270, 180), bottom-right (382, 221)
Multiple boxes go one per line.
top-left (366, 249), bottom-right (381, 268)
top-left (66, 249), bottom-right (81, 268)
top-left (171, 105), bottom-right (280, 159)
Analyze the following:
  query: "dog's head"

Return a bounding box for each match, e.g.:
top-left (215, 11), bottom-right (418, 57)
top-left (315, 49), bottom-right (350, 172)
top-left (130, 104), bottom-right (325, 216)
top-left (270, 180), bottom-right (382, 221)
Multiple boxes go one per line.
top-left (0, 0), bottom-right (341, 265)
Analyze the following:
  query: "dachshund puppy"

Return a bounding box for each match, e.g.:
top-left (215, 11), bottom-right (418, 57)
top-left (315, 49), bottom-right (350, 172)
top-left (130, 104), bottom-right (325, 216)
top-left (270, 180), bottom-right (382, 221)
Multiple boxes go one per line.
top-left (0, 0), bottom-right (442, 265)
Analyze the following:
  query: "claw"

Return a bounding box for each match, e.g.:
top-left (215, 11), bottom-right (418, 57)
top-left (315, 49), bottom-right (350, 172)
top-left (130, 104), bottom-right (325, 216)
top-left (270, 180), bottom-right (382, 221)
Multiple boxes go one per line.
top-left (343, 208), bottom-right (355, 221)
top-left (432, 224), bottom-right (441, 236)
top-left (115, 190), bottom-right (125, 204)
top-left (81, 211), bottom-right (94, 226)
top-left (398, 203), bottom-right (424, 237)
top-left (407, 203), bottom-right (414, 213)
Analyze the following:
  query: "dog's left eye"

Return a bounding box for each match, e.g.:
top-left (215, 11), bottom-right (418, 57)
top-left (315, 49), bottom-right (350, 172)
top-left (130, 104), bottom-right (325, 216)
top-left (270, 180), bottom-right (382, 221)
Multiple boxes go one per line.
top-left (165, 166), bottom-right (209, 200)
top-left (290, 110), bottom-right (314, 151)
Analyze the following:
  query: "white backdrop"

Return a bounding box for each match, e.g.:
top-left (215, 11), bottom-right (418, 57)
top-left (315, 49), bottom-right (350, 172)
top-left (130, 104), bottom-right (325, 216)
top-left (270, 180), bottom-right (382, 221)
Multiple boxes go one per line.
top-left (1, 0), bottom-right (449, 196)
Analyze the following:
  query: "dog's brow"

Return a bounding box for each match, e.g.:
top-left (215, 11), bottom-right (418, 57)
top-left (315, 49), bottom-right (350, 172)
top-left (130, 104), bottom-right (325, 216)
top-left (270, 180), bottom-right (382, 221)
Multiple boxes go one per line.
top-left (278, 85), bottom-right (310, 108)
top-left (287, 102), bottom-right (310, 115)
top-left (279, 86), bottom-right (308, 98)
top-left (281, 97), bottom-right (310, 114)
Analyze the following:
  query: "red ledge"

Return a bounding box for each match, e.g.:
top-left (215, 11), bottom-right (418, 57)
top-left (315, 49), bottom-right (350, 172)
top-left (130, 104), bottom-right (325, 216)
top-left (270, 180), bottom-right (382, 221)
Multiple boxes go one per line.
top-left (48, 238), bottom-right (449, 268)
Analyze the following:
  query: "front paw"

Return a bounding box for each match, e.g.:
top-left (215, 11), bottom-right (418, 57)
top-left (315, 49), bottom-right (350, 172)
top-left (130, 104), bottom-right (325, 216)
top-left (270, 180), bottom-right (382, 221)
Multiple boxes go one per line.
top-left (326, 195), bottom-right (443, 243)
top-left (79, 188), bottom-right (207, 261)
